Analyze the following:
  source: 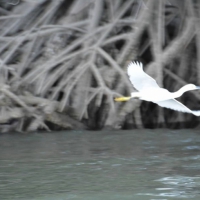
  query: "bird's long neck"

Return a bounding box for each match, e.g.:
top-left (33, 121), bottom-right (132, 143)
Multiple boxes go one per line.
top-left (172, 85), bottom-right (190, 99)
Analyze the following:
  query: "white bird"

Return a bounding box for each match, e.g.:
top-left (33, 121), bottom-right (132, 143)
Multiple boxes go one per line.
top-left (115, 61), bottom-right (200, 116)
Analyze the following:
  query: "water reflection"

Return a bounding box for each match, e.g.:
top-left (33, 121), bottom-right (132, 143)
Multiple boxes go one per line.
top-left (0, 129), bottom-right (200, 200)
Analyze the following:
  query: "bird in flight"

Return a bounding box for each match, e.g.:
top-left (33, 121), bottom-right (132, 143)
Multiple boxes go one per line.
top-left (115, 61), bottom-right (200, 116)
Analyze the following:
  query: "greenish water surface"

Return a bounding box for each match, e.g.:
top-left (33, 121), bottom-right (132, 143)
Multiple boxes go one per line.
top-left (0, 129), bottom-right (200, 200)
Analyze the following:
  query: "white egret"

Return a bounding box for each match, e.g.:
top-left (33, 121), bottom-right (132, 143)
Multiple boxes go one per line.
top-left (115, 61), bottom-right (200, 116)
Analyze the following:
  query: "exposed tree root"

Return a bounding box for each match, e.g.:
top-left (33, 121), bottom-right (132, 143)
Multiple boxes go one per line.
top-left (0, 0), bottom-right (200, 132)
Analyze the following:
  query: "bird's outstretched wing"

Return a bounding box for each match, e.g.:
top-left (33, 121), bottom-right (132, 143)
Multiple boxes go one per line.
top-left (127, 62), bottom-right (160, 91)
top-left (155, 99), bottom-right (200, 116)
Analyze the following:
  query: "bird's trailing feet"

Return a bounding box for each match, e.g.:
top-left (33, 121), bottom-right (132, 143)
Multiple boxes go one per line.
top-left (114, 96), bottom-right (131, 102)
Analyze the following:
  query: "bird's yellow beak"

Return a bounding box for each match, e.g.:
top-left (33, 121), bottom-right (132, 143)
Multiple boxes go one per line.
top-left (114, 96), bottom-right (131, 102)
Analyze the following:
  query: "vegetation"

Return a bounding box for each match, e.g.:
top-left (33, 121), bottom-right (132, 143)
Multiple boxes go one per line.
top-left (0, 0), bottom-right (200, 132)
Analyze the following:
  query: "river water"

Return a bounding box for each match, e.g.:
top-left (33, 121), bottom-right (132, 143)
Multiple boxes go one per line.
top-left (0, 129), bottom-right (200, 200)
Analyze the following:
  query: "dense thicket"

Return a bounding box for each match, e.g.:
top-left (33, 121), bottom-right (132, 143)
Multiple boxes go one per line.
top-left (0, 0), bottom-right (200, 132)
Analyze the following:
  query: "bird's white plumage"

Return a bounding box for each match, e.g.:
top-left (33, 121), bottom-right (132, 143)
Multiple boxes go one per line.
top-left (155, 99), bottom-right (200, 116)
top-left (126, 61), bottom-right (200, 116)
top-left (127, 62), bottom-right (160, 91)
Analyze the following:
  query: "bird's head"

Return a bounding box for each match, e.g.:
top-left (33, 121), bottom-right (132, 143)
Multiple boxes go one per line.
top-left (176, 83), bottom-right (200, 98)
top-left (184, 84), bottom-right (200, 91)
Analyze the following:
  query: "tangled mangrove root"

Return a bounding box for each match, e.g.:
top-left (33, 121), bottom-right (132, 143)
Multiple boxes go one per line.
top-left (0, 0), bottom-right (200, 132)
